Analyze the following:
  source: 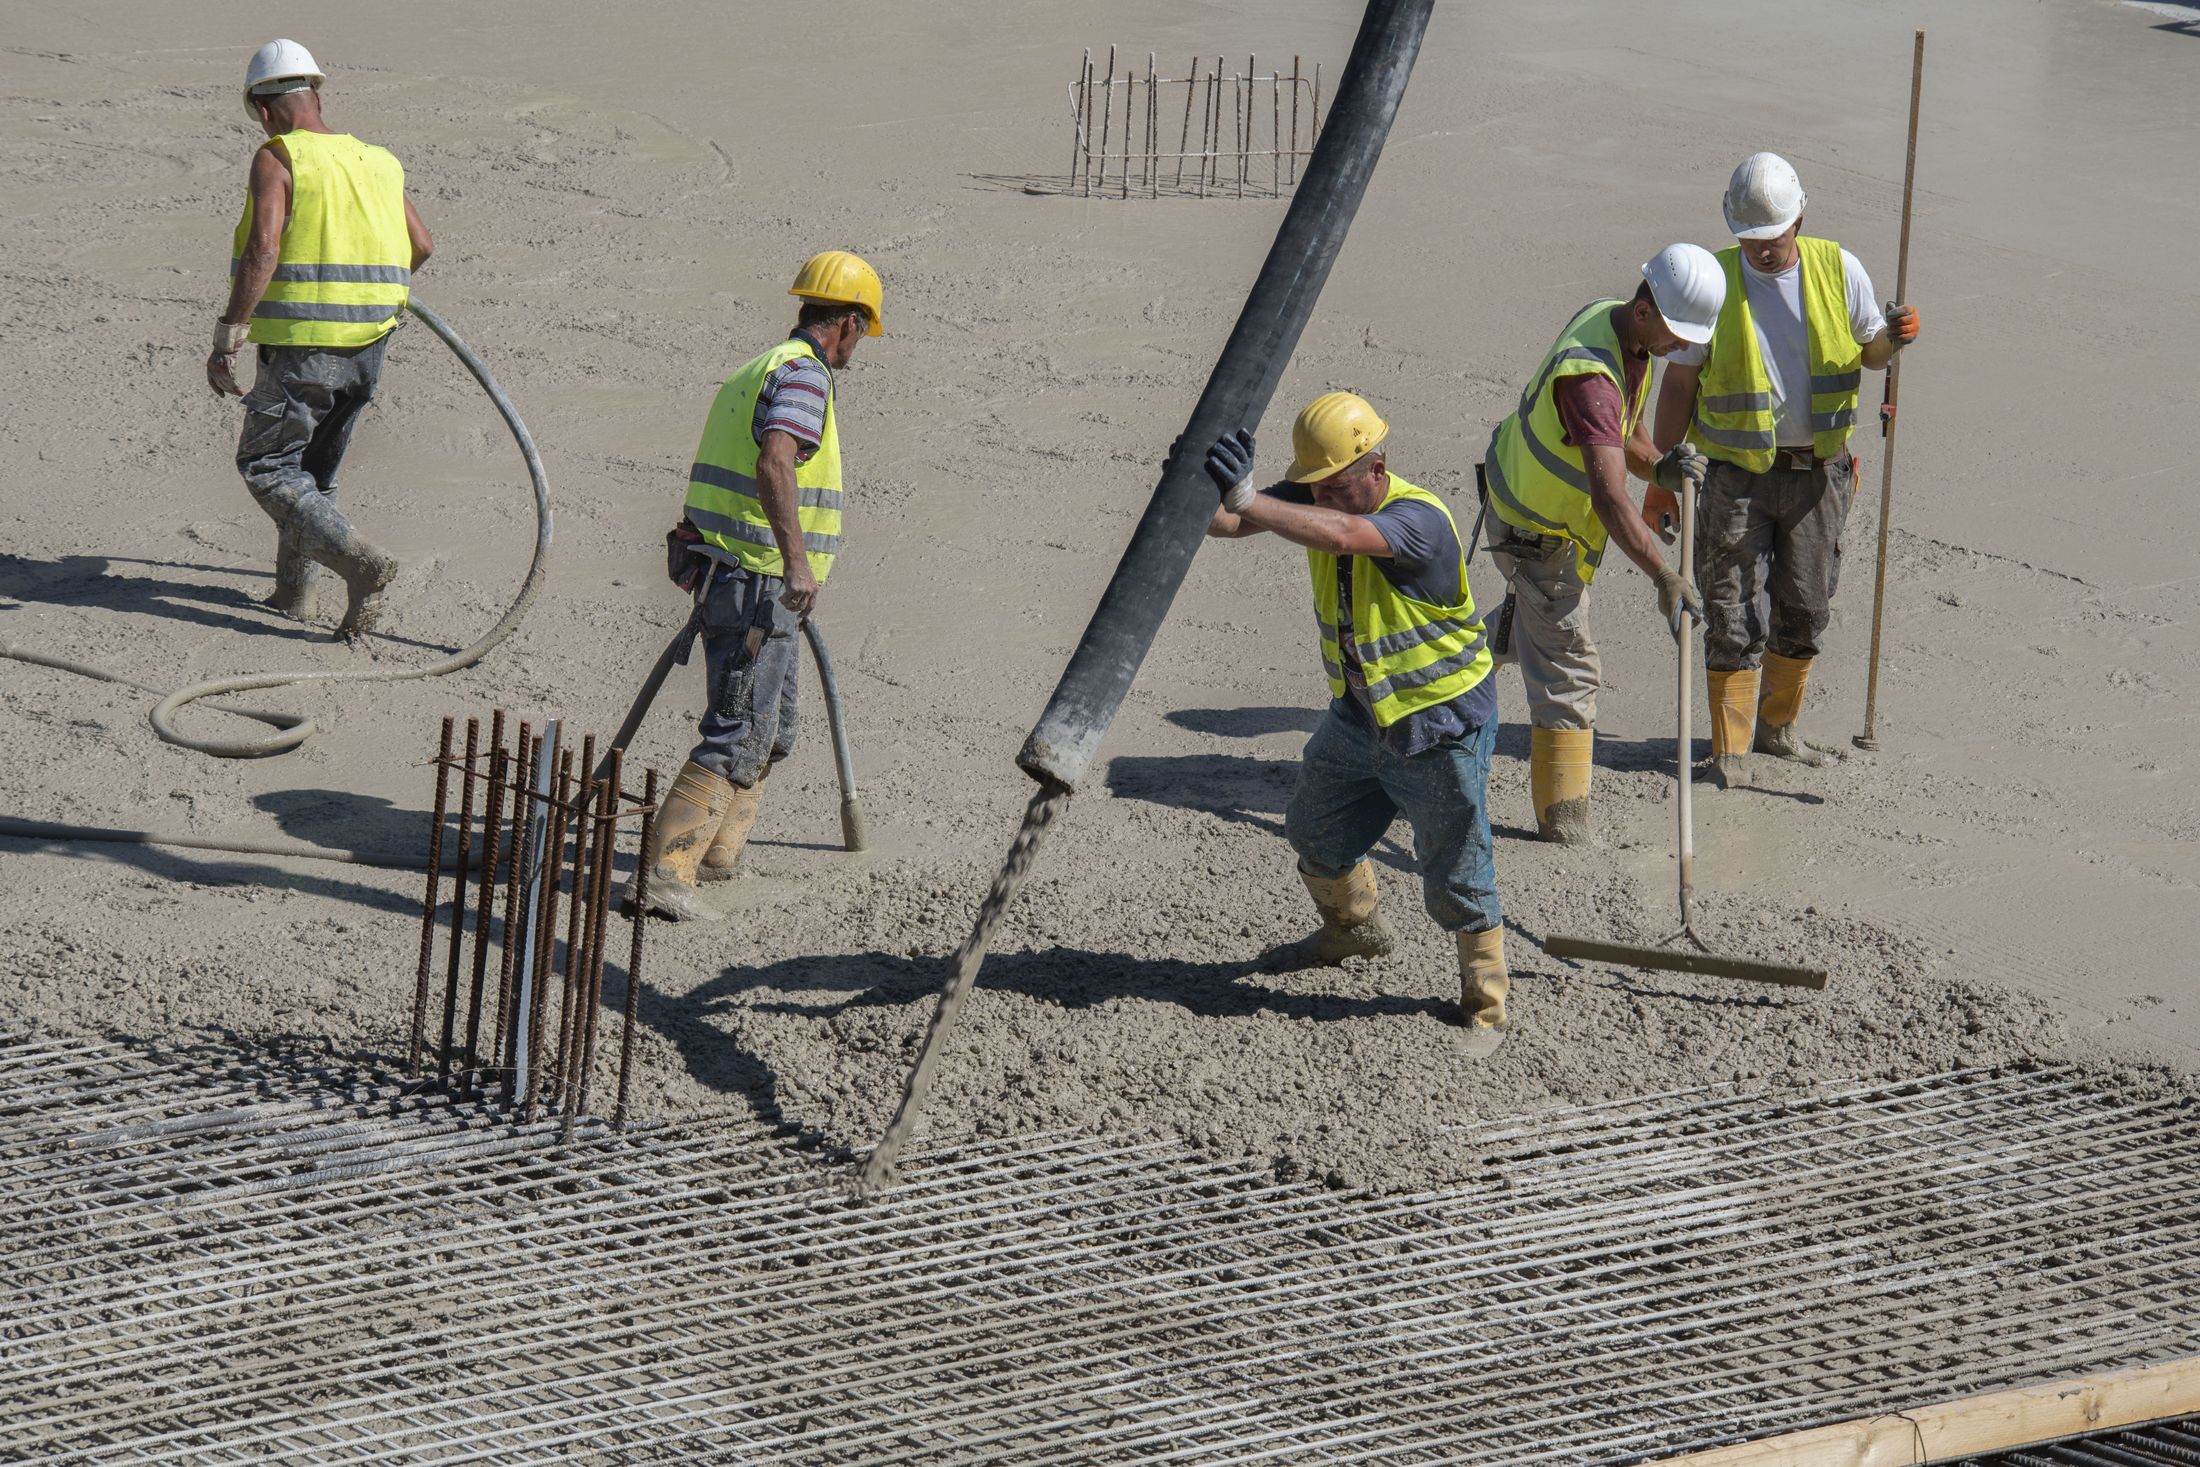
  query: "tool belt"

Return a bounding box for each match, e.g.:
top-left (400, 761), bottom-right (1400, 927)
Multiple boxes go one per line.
top-left (666, 519), bottom-right (711, 592)
top-left (1769, 447), bottom-right (1825, 472)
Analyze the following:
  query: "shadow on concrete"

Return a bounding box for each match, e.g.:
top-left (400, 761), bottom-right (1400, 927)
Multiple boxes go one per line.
top-left (1163, 705), bottom-right (1322, 739)
top-left (1102, 750), bottom-right (1419, 877)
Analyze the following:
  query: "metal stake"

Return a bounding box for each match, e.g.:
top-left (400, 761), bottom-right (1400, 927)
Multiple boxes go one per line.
top-left (1175, 53), bottom-right (1196, 189)
top-left (1069, 47), bottom-right (1089, 193)
top-left (616, 767), bottom-right (657, 1126)
top-left (1095, 43), bottom-right (1115, 195)
top-left (492, 724), bottom-right (533, 1075)
top-left (409, 716), bottom-right (453, 1073)
top-left (462, 712), bottom-right (507, 1090)
top-left (510, 720), bottom-right (558, 1108)
top-left (436, 717), bottom-right (480, 1084)
top-left (1291, 56), bottom-right (1302, 184)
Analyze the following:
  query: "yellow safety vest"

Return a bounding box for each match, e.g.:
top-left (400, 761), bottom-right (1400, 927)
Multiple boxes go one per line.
top-left (1483, 299), bottom-right (1648, 583)
top-left (1308, 476), bottom-right (1493, 728)
top-left (231, 130), bottom-right (411, 349)
top-left (685, 337), bottom-right (843, 583)
top-left (1689, 238), bottom-right (1863, 472)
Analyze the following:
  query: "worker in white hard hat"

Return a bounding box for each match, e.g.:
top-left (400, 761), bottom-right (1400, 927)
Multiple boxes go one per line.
top-left (1202, 394), bottom-right (1510, 1054)
top-left (1651, 152), bottom-right (1922, 784)
top-left (1477, 246), bottom-right (1723, 843)
top-left (630, 251), bottom-right (884, 922)
top-left (210, 40), bottom-right (435, 640)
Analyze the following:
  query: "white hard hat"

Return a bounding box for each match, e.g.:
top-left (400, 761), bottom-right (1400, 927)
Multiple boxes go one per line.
top-left (1722, 152), bottom-right (1806, 240)
top-left (243, 39), bottom-right (324, 118)
top-left (1641, 243), bottom-right (1726, 345)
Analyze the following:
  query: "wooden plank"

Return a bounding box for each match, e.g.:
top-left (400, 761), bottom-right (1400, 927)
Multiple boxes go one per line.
top-left (1643, 1355), bottom-right (2200, 1467)
top-left (1541, 935), bottom-right (1828, 990)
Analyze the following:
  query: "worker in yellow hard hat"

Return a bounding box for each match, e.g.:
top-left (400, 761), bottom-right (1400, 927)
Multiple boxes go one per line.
top-left (1203, 393), bottom-right (1510, 1055)
top-left (630, 250), bottom-right (883, 922)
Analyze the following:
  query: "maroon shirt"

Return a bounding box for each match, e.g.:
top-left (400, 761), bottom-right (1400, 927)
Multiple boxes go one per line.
top-left (1551, 348), bottom-right (1648, 449)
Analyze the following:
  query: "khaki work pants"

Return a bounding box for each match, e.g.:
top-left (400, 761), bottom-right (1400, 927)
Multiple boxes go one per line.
top-left (1485, 518), bottom-right (1599, 731)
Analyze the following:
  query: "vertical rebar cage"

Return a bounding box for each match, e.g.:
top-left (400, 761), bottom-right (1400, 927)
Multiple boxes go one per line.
top-left (1067, 47), bottom-right (1324, 198)
top-left (410, 711), bottom-right (659, 1127)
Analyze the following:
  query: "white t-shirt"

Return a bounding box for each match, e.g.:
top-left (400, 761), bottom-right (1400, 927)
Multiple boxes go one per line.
top-left (1672, 249), bottom-right (1887, 448)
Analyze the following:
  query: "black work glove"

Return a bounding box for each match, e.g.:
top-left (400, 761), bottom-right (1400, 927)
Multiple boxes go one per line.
top-left (1204, 428), bottom-right (1258, 513)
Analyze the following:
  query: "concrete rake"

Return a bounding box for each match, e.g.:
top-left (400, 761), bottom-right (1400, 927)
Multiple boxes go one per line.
top-left (1541, 471), bottom-right (1827, 990)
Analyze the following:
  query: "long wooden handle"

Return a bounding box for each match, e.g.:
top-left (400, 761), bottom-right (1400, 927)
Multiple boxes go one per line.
top-left (1857, 28), bottom-right (1925, 747)
top-left (1677, 471), bottom-right (1699, 917)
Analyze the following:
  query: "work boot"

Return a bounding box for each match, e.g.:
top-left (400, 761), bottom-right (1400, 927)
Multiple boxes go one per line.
top-left (1529, 725), bottom-right (1594, 844)
top-left (625, 759), bottom-right (733, 923)
top-left (695, 773), bottom-right (766, 883)
top-left (1456, 925), bottom-right (1508, 1057)
top-left (1706, 666), bottom-right (1760, 789)
top-left (1753, 652), bottom-right (1841, 766)
top-left (1259, 860), bottom-right (1397, 972)
top-left (264, 524), bottom-right (318, 620)
top-left (285, 490), bottom-right (398, 641)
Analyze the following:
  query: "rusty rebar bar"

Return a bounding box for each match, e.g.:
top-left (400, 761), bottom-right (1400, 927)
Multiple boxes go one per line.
top-left (436, 717), bottom-right (481, 1085)
top-left (1271, 71), bottom-right (1281, 196)
top-left (615, 767), bottom-right (657, 1126)
top-left (1069, 47), bottom-right (1088, 193)
top-left (1120, 61), bottom-right (1132, 200)
top-left (491, 724), bottom-right (532, 1075)
top-left (1291, 56), bottom-right (1301, 184)
top-left (1204, 58), bottom-right (1222, 194)
top-left (1175, 54), bottom-right (1196, 189)
top-left (1312, 62), bottom-right (1322, 141)
top-left (573, 752), bottom-right (622, 1126)
top-left (524, 749), bottom-right (572, 1121)
top-left (559, 777), bottom-right (604, 1125)
top-left (462, 712), bottom-right (508, 1090)
top-left (1095, 43), bottom-right (1114, 195)
top-left (551, 748), bottom-right (595, 1114)
top-left (409, 716), bottom-right (453, 1073)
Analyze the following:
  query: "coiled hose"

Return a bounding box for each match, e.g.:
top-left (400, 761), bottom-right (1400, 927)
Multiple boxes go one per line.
top-left (0, 300), bottom-right (549, 869)
top-left (2, 299), bottom-right (552, 758)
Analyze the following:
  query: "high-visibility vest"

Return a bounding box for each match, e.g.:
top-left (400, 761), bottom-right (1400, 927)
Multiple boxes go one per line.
top-left (1689, 238), bottom-right (1863, 472)
top-left (1483, 299), bottom-right (1647, 584)
top-left (1308, 475), bottom-right (1493, 729)
top-left (231, 131), bottom-right (411, 349)
top-left (684, 337), bottom-right (843, 584)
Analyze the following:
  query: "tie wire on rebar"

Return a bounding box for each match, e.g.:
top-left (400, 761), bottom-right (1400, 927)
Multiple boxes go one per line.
top-left (1069, 48), bottom-right (1322, 198)
top-left (408, 710), bottom-right (659, 1125)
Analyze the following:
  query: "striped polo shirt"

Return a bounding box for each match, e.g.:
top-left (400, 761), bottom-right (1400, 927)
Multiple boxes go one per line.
top-left (750, 334), bottom-right (832, 463)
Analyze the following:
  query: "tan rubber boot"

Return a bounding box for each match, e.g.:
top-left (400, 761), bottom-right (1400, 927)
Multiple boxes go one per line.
top-left (1457, 925), bottom-right (1508, 1056)
top-left (629, 760), bottom-right (734, 923)
top-left (1706, 666), bottom-right (1760, 788)
top-left (1529, 726), bottom-right (1593, 844)
top-left (1259, 860), bottom-right (1397, 972)
top-left (696, 774), bottom-right (765, 883)
top-left (1754, 652), bottom-right (1838, 766)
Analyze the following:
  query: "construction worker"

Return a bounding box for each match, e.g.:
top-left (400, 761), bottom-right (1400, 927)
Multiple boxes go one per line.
top-left (209, 40), bottom-right (433, 640)
top-left (1203, 394), bottom-right (1510, 1052)
top-left (1480, 245), bottom-right (1726, 842)
top-left (634, 251), bottom-right (883, 922)
top-left (1650, 153), bottom-right (1922, 783)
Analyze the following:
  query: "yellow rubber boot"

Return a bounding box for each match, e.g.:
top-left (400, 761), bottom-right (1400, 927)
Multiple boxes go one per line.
top-left (1754, 652), bottom-right (1834, 766)
top-left (1457, 926), bottom-right (1508, 1057)
top-left (696, 772), bottom-right (766, 883)
top-left (1706, 667), bottom-right (1760, 788)
top-left (1260, 860), bottom-right (1397, 972)
top-left (631, 760), bottom-right (733, 923)
top-left (1529, 726), bottom-right (1593, 844)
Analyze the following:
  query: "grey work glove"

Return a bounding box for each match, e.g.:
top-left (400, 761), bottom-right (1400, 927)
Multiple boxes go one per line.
top-left (1653, 566), bottom-right (1704, 639)
top-left (1652, 443), bottom-right (1708, 496)
top-left (1205, 428), bottom-right (1258, 514)
top-left (207, 319), bottom-right (250, 398)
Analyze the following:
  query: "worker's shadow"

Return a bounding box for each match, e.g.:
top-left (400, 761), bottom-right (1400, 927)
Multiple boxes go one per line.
top-left (0, 831), bottom-right (420, 918)
top-left (256, 788), bottom-right (437, 860)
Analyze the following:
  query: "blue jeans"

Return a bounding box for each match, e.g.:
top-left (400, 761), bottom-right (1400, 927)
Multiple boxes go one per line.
top-left (688, 562), bottom-right (799, 787)
top-left (1284, 698), bottom-right (1501, 934)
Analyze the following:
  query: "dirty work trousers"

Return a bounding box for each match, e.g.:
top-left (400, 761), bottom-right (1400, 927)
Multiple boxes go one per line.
top-left (689, 561), bottom-right (800, 788)
top-left (1697, 454), bottom-right (1854, 672)
top-left (1485, 518), bottom-right (1600, 730)
top-left (236, 337), bottom-right (388, 530)
top-left (1285, 698), bottom-right (1502, 935)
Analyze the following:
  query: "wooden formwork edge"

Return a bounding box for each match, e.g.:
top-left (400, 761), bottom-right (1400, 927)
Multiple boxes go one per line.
top-left (1640, 1354), bottom-right (2200, 1467)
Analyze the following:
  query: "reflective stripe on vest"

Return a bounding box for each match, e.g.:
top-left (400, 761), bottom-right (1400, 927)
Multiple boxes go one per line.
top-left (231, 131), bottom-right (412, 349)
top-left (683, 337), bottom-right (844, 584)
top-left (1689, 238), bottom-right (1864, 472)
top-left (1484, 299), bottom-right (1646, 585)
top-left (1307, 476), bottom-right (1493, 728)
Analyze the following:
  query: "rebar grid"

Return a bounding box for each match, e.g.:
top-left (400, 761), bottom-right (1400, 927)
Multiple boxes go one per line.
top-left (1066, 47), bottom-right (1322, 199)
top-left (3, 1037), bottom-right (2195, 1465)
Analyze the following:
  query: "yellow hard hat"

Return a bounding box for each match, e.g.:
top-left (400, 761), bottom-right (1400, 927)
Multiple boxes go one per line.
top-left (1286, 391), bottom-right (1389, 483)
top-left (789, 250), bottom-right (883, 337)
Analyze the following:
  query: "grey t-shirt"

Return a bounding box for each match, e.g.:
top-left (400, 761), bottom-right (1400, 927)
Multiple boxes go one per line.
top-left (1270, 484), bottom-right (1496, 754)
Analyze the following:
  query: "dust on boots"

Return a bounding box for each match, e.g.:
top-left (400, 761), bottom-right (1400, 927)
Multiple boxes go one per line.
top-left (628, 759), bottom-right (734, 923)
top-left (1752, 652), bottom-right (1843, 767)
top-left (1529, 726), bottom-right (1593, 844)
top-left (695, 774), bottom-right (766, 884)
top-left (1456, 925), bottom-right (1508, 1057)
top-left (1260, 860), bottom-right (1397, 972)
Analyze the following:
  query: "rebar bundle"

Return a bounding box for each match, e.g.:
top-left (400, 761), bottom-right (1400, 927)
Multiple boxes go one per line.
top-left (409, 711), bottom-right (659, 1124)
top-left (1068, 47), bottom-right (1323, 198)
top-left (6, 1039), bottom-right (2198, 1465)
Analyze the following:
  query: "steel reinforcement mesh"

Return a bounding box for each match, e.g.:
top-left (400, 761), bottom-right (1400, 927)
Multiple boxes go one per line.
top-left (3, 1034), bottom-right (2196, 1465)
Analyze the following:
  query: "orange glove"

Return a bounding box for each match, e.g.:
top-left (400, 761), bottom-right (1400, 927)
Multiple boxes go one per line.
top-left (1641, 485), bottom-right (1679, 544)
top-left (1884, 302), bottom-right (1920, 348)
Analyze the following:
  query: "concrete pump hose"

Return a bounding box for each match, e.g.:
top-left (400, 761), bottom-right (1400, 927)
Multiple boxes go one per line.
top-left (143, 298), bottom-right (554, 757)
